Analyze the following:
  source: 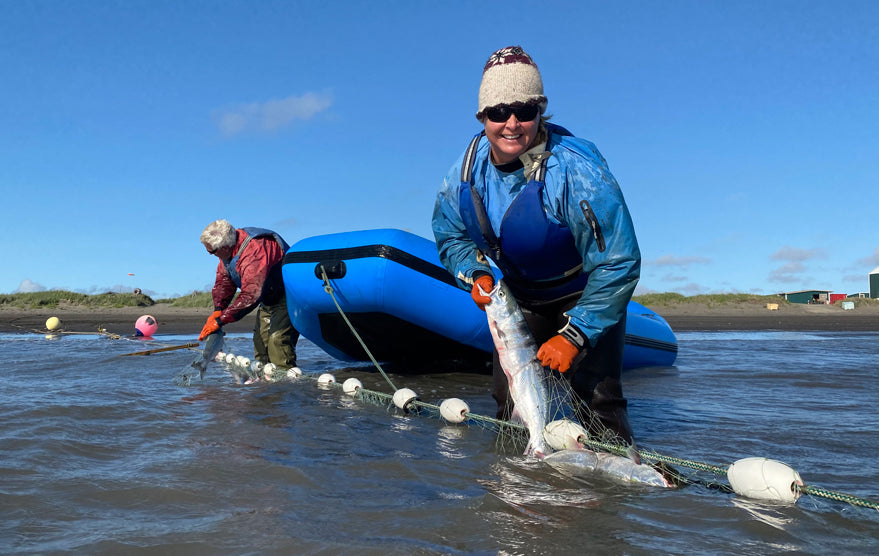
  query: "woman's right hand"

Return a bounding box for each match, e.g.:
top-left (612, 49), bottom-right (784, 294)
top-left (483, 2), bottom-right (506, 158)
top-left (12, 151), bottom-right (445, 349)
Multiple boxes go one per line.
top-left (470, 275), bottom-right (495, 311)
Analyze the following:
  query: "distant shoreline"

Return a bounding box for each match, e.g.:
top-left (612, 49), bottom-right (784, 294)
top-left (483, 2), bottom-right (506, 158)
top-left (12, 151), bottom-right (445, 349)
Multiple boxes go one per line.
top-left (0, 304), bottom-right (256, 337)
top-left (1, 302), bottom-right (876, 336)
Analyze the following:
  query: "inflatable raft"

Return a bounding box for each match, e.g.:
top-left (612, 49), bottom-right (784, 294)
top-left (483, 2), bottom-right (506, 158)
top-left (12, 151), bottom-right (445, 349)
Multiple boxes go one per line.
top-left (282, 229), bottom-right (677, 372)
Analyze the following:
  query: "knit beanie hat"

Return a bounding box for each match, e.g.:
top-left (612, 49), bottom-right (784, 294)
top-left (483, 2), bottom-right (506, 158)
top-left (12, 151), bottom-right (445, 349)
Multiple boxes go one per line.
top-left (476, 46), bottom-right (547, 121)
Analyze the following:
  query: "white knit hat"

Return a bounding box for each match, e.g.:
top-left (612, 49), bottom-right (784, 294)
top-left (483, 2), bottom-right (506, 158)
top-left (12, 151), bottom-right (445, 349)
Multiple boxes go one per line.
top-left (476, 46), bottom-right (547, 121)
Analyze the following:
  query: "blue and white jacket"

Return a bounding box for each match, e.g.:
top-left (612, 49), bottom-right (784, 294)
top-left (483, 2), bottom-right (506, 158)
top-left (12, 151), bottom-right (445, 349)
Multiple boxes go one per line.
top-left (431, 123), bottom-right (641, 347)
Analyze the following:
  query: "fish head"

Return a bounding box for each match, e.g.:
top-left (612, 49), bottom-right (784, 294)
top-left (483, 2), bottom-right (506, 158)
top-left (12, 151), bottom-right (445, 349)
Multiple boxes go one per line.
top-left (482, 280), bottom-right (518, 318)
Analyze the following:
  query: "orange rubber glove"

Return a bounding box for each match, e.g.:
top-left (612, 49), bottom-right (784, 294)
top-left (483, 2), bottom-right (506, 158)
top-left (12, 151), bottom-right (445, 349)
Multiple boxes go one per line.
top-left (199, 310), bottom-right (223, 341)
top-left (537, 334), bottom-right (581, 373)
top-left (470, 274), bottom-right (495, 311)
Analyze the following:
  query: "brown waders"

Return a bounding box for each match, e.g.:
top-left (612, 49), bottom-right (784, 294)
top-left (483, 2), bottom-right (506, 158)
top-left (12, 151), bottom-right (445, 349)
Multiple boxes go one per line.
top-left (252, 295), bottom-right (299, 369)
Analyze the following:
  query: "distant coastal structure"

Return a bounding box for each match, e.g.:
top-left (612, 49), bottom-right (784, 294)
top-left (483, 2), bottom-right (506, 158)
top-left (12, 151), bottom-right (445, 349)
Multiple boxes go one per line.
top-left (780, 290), bottom-right (832, 304)
top-left (780, 267), bottom-right (878, 303)
top-left (871, 266), bottom-right (879, 299)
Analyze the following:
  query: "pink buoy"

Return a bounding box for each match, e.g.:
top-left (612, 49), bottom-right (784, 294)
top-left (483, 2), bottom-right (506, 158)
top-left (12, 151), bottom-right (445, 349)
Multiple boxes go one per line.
top-left (135, 315), bottom-right (159, 337)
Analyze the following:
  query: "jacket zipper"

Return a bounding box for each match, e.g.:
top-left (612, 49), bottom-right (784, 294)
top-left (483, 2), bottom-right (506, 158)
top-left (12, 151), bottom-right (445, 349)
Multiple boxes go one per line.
top-left (579, 200), bottom-right (606, 253)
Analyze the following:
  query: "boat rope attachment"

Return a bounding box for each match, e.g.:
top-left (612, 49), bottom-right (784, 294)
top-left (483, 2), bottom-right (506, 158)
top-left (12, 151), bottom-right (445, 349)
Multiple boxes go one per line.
top-left (318, 264), bottom-right (398, 392)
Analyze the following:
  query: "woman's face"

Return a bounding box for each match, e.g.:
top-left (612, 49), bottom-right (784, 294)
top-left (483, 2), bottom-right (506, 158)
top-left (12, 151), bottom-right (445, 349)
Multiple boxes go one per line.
top-left (205, 243), bottom-right (233, 261)
top-left (483, 106), bottom-right (540, 165)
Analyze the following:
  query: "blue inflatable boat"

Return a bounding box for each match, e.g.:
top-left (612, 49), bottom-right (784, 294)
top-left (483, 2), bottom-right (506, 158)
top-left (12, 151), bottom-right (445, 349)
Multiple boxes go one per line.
top-left (282, 229), bottom-right (677, 372)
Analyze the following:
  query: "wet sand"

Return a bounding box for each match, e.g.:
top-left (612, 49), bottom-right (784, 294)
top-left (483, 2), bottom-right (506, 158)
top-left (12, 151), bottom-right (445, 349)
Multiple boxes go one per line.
top-left (1, 301), bottom-right (876, 335)
top-left (0, 304), bottom-right (257, 337)
top-left (649, 300), bottom-right (879, 332)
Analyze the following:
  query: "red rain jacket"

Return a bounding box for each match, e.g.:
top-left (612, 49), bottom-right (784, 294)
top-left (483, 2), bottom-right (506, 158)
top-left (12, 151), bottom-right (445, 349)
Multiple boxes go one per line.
top-left (211, 229), bottom-right (285, 324)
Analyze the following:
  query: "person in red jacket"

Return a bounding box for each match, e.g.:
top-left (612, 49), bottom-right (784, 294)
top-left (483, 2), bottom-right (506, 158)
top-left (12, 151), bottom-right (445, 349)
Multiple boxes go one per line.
top-left (198, 219), bottom-right (298, 369)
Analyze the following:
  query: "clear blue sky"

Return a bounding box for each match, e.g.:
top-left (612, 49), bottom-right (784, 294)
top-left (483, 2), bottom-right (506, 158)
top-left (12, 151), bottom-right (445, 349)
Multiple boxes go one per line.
top-left (2, 1), bottom-right (877, 299)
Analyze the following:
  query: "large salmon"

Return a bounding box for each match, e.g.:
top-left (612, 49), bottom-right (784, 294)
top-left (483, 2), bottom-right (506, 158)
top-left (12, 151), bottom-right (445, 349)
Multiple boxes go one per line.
top-left (482, 280), bottom-right (676, 487)
top-left (482, 280), bottom-right (553, 458)
top-left (542, 448), bottom-right (674, 487)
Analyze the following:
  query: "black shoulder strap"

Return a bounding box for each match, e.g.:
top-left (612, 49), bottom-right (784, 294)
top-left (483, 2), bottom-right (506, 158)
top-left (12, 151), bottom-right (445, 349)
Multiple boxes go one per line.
top-left (468, 184), bottom-right (501, 261)
top-left (460, 131), bottom-right (485, 183)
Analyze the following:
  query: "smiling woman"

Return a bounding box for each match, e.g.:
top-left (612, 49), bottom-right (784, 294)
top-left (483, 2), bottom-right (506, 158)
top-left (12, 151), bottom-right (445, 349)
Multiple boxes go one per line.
top-left (432, 45), bottom-right (643, 447)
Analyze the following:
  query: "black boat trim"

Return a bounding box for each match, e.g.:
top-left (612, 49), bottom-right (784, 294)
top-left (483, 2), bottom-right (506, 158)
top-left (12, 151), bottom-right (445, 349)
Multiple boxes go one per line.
top-left (625, 334), bottom-right (678, 353)
top-left (284, 245), bottom-right (678, 355)
top-left (283, 244), bottom-right (458, 287)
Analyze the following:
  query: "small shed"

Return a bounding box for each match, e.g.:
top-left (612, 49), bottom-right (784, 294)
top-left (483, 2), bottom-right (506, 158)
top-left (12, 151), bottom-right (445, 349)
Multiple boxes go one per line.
top-left (781, 290), bottom-right (832, 304)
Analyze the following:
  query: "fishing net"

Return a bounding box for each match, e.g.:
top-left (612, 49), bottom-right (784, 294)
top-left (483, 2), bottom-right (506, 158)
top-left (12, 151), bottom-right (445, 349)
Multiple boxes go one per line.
top-left (175, 339), bottom-right (879, 509)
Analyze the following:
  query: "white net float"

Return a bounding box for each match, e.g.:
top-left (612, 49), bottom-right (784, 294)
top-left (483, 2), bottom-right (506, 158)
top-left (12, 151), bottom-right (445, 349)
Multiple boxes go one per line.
top-left (543, 419), bottom-right (588, 451)
top-left (287, 366), bottom-right (303, 378)
top-left (392, 388), bottom-right (418, 410)
top-left (224, 353), bottom-right (236, 364)
top-left (342, 378), bottom-right (362, 395)
top-left (236, 356), bottom-right (251, 368)
top-left (317, 373), bottom-right (336, 386)
top-left (250, 361), bottom-right (263, 373)
top-left (439, 398), bottom-right (470, 423)
top-left (215, 351), bottom-right (226, 362)
top-left (727, 457), bottom-right (803, 503)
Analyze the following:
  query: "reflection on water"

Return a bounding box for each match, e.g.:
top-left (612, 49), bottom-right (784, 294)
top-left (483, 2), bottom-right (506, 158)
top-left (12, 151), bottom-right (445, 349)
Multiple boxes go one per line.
top-left (0, 331), bottom-right (878, 554)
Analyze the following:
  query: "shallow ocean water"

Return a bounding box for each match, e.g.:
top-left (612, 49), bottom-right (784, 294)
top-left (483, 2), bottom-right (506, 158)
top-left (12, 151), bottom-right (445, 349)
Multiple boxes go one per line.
top-left (1, 329), bottom-right (877, 555)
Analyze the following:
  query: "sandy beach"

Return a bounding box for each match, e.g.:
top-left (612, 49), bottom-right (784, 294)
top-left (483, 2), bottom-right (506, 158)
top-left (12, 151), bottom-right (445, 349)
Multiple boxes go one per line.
top-left (1, 300), bottom-right (877, 336)
top-left (654, 301), bottom-right (879, 332)
top-left (0, 304), bottom-right (257, 337)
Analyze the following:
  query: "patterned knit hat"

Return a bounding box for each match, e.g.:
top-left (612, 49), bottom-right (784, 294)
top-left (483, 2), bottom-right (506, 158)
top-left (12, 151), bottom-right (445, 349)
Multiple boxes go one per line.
top-left (476, 46), bottom-right (547, 121)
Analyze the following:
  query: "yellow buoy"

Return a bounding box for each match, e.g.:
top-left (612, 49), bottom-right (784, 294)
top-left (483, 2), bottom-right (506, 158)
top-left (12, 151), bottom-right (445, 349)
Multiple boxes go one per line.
top-left (45, 316), bottom-right (62, 331)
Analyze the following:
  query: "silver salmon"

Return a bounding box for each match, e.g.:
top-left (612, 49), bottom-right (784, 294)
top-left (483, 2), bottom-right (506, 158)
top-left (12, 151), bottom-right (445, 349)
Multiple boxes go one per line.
top-left (482, 280), bottom-right (553, 458)
top-left (191, 329), bottom-right (225, 380)
top-left (483, 281), bottom-right (675, 488)
top-left (542, 447), bottom-right (674, 488)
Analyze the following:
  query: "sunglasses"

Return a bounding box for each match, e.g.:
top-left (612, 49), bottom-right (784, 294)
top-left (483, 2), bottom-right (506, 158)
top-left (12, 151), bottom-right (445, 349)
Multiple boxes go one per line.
top-left (484, 103), bottom-right (540, 123)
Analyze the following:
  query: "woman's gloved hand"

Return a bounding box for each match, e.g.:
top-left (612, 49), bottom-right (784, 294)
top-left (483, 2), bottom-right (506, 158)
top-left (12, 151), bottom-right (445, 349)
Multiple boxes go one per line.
top-left (470, 274), bottom-right (495, 311)
top-left (199, 310), bottom-right (223, 341)
top-left (537, 321), bottom-right (587, 373)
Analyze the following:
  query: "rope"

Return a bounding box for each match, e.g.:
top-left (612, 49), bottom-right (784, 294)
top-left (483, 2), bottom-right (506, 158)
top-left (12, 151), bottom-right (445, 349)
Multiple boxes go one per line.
top-left (6, 320), bottom-right (122, 339)
top-left (318, 265), bottom-right (398, 392)
top-left (798, 485), bottom-right (879, 511)
top-left (578, 437), bottom-right (879, 508)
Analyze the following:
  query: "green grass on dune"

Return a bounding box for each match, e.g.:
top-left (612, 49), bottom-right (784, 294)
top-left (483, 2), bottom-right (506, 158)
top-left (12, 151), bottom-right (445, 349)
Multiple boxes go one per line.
top-left (0, 290), bottom-right (157, 309)
top-left (632, 292), bottom-right (879, 309)
top-left (631, 292), bottom-right (790, 307)
top-left (1, 289), bottom-right (874, 310)
top-left (156, 291), bottom-right (214, 308)
top-left (0, 290), bottom-right (213, 310)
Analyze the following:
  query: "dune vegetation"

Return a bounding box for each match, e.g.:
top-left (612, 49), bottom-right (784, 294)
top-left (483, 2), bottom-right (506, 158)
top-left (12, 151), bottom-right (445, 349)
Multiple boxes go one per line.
top-left (2, 289), bottom-right (875, 310)
top-left (631, 292), bottom-right (791, 308)
top-left (0, 290), bottom-right (212, 310)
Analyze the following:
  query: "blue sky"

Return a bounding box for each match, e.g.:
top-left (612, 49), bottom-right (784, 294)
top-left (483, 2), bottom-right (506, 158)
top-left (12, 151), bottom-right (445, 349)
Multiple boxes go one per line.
top-left (2, 0), bottom-right (877, 299)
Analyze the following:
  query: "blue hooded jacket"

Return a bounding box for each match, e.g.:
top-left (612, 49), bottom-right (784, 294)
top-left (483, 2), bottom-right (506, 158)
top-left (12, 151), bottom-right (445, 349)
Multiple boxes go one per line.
top-left (432, 123), bottom-right (641, 347)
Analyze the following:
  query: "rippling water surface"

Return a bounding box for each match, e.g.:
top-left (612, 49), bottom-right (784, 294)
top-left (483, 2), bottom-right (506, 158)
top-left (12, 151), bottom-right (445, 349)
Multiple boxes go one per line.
top-left (1, 330), bottom-right (878, 555)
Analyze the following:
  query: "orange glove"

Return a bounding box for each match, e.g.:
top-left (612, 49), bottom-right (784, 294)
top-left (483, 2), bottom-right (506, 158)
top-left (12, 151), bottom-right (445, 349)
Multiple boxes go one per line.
top-left (470, 274), bottom-right (495, 311)
top-left (199, 310), bottom-right (223, 341)
top-left (537, 335), bottom-right (580, 373)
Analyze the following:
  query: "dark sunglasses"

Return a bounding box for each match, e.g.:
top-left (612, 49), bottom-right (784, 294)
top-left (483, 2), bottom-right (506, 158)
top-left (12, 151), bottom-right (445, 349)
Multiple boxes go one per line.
top-left (484, 103), bottom-right (539, 123)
